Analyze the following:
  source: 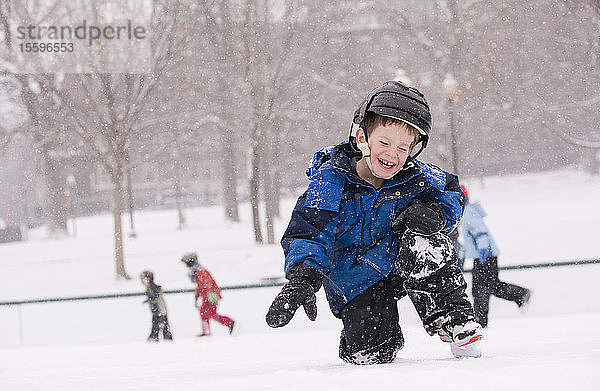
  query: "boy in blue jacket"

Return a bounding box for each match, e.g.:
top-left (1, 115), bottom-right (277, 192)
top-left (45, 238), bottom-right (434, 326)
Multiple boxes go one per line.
top-left (266, 81), bottom-right (483, 364)
top-left (460, 185), bottom-right (531, 328)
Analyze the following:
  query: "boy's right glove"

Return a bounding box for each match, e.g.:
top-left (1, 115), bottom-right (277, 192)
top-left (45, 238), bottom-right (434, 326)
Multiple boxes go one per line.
top-left (392, 200), bottom-right (446, 236)
top-left (266, 263), bottom-right (322, 328)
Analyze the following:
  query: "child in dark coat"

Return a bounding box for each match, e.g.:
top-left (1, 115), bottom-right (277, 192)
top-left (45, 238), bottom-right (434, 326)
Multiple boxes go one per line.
top-left (140, 270), bottom-right (173, 342)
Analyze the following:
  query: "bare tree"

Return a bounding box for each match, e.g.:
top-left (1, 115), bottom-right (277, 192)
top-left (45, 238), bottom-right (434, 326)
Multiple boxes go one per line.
top-left (195, 0), bottom-right (309, 243)
top-left (242, 0), bottom-right (330, 244)
top-left (49, 0), bottom-right (192, 279)
top-left (191, 0), bottom-right (249, 224)
top-left (528, 0), bottom-right (600, 174)
top-left (0, 1), bottom-right (73, 235)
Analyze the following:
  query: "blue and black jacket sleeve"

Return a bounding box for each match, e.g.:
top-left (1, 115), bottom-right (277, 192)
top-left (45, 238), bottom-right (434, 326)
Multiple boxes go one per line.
top-left (280, 169), bottom-right (343, 278)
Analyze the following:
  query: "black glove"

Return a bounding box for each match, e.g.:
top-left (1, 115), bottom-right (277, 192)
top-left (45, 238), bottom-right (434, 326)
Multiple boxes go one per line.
top-left (392, 200), bottom-right (446, 236)
top-left (266, 263), bottom-right (322, 328)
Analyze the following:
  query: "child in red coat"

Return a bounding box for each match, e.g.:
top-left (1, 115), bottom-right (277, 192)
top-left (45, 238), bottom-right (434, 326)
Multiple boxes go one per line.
top-left (181, 253), bottom-right (238, 336)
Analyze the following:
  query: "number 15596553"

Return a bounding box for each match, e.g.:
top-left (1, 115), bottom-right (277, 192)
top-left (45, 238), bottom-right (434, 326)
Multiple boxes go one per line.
top-left (19, 42), bottom-right (74, 53)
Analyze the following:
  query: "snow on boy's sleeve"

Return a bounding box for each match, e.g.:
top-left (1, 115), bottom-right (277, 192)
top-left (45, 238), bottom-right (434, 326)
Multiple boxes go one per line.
top-left (304, 170), bottom-right (343, 212)
top-left (281, 170), bottom-right (343, 277)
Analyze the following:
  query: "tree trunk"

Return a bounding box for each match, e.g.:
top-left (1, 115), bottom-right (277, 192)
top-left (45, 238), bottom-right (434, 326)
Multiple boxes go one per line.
top-left (249, 132), bottom-right (263, 243)
top-left (221, 126), bottom-right (240, 222)
top-left (174, 173), bottom-right (186, 230)
top-left (272, 128), bottom-right (282, 219)
top-left (584, 147), bottom-right (600, 175)
top-left (41, 150), bottom-right (68, 235)
top-left (263, 162), bottom-right (276, 244)
top-left (262, 128), bottom-right (276, 244)
top-left (112, 166), bottom-right (130, 280)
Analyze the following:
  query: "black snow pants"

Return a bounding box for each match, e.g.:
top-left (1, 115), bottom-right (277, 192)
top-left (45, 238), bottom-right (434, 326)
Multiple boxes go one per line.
top-left (472, 256), bottom-right (530, 327)
top-left (338, 230), bottom-right (476, 365)
top-left (339, 273), bottom-right (405, 365)
top-left (149, 312), bottom-right (173, 341)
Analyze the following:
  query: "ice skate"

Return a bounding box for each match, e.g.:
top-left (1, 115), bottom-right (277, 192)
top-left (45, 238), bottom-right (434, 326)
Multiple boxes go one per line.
top-left (438, 329), bottom-right (452, 343)
top-left (519, 290), bottom-right (532, 313)
top-left (447, 320), bottom-right (483, 358)
top-left (450, 341), bottom-right (482, 358)
top-left (229, 321), bottom-right (240, 336)
top-left (452, 320), bottom-right (483, 346)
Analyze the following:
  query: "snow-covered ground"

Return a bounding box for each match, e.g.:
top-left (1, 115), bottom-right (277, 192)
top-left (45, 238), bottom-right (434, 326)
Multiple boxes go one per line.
top-left (0, 169), bottom-right (599, 390)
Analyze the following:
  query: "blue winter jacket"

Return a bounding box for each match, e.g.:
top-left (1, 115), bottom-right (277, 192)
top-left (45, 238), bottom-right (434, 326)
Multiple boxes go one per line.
top-left (281, 142), bottom-right (464, 317)
top-left (460, 201), bottom-right (500, 260)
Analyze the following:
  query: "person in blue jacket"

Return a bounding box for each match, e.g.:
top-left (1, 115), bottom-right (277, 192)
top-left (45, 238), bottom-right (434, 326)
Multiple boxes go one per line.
top-left (266, 81), bottom-right (483, 364)
top-left (460, 185), bottom-right (531, 328)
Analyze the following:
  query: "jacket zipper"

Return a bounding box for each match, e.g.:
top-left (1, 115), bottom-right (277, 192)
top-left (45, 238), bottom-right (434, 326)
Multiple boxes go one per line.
top-left (359, 196), bottom-right (366, 247)
top-left (321, 164), bottom-right (423, 304)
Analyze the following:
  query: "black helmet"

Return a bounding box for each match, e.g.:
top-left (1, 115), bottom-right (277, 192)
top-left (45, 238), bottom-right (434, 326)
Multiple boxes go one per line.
top-left (349, 81), bottom-right (432, 158)
top-left (140, 270), bottom-right (154, 281)
top-left (181, 252), bottom-right (198, 267)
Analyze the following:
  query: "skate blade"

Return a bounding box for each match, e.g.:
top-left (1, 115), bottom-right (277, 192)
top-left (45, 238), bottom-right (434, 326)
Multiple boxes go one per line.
top-left (230, 322), bottom-right (240, 336)
top-left (451, 341), bottom-right (482, 358)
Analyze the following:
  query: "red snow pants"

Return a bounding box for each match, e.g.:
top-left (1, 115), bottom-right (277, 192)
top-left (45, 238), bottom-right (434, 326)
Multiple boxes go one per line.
top-left (199, 301), bottom-right (233, 335)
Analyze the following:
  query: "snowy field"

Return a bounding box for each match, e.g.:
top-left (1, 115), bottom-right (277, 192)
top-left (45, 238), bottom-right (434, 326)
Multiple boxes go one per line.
top-left (0, 169), bottom-right (599, 390)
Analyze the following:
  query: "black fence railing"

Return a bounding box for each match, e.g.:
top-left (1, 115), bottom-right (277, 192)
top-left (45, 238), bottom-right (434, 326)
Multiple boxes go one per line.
top-left (1, 258), bottom-right (598, 307)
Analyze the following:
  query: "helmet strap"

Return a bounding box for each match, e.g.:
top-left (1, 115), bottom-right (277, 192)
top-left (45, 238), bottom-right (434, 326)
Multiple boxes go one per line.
top-left (357, 127), bottom-right (379, 177)
top-left (410, 141), bottom-right (425, 159)
top-left (357, 139), bottom-right (373, 173)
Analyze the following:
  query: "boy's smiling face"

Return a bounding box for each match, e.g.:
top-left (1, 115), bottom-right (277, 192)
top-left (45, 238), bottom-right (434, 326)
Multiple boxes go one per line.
top-left (357, 121), bottom-right (416, 181)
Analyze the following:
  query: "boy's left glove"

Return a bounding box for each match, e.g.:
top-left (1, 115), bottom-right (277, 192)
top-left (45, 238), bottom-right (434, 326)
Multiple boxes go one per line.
top-left (266, 263), bottom-right (322, 328)
top-left (392, 200), bottom-right (446, 236)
